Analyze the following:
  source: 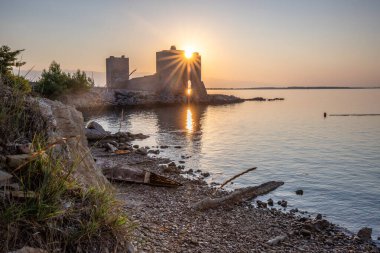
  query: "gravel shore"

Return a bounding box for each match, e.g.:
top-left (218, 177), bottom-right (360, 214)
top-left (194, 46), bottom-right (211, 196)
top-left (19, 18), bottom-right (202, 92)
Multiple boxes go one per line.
top-left (92, 146), bottom-right (379, 253)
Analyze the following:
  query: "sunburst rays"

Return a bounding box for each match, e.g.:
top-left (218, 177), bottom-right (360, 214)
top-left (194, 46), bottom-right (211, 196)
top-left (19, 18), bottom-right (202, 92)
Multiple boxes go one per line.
top-left (158, 49), bottom-right (201, 94)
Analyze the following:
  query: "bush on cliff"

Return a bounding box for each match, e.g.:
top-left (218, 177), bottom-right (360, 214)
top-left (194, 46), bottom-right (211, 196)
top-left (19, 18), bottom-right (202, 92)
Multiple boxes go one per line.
top-left (0, 45), bottom-right (31, 93)
top-left (35, 61), bottom-right (94, 98)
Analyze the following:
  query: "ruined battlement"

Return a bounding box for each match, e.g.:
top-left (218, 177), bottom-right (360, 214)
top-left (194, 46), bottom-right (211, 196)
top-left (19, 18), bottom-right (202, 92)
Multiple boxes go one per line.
top-left (106, 46), bottom-right (207, 102)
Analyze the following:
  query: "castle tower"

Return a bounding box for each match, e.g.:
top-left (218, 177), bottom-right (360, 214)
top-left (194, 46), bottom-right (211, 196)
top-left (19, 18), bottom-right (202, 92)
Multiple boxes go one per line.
top-left (106, 55), bottom-right (129, 88)
top-left (156, 46), bottom-right (207, 101)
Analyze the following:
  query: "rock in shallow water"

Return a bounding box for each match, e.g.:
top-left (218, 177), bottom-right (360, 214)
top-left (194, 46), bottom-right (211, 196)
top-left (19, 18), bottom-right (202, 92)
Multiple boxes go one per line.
top-left (277, 200), bottom-right (287, 208)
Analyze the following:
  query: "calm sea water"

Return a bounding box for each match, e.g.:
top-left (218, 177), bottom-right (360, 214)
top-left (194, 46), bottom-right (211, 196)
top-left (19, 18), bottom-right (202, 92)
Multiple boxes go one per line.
top-left (83, 89), bottom-right (380, 240)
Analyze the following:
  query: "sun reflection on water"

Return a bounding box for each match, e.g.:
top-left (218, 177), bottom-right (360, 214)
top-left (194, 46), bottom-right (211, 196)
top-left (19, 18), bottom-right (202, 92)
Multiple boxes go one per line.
top-left (186, 107), bottom-right (193, 133)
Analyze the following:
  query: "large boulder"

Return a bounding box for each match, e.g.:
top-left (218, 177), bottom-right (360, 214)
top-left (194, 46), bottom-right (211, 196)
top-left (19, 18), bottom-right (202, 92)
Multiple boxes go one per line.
top-left (85, 121), bottom-right (111, 141)
top-left (38, 98), bottom-right (109, 189)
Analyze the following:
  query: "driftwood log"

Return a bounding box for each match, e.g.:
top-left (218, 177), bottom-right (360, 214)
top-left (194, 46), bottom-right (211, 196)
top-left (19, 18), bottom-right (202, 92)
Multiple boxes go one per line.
top-left (102, 167), bottom-right (182, 187)
top-left (193, 181), bottom-right (284, 211)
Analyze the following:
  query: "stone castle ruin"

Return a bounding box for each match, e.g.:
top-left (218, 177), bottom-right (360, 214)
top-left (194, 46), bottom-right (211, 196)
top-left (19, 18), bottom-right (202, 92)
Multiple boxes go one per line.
top-left (106, 46), bottom-right (207, 102)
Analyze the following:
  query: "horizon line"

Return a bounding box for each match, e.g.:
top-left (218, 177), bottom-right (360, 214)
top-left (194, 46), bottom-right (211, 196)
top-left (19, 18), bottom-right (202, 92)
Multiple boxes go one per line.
top-left (206, 86), bottom-right (380, 90)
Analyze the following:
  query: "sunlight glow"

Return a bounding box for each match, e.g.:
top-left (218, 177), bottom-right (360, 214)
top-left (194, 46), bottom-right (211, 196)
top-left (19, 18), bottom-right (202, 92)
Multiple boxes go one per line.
top-left (186, 107), bottom-right (193, 133)
top-left (187, 80), bottom-right (192, 96)
top-left (184, 47), bottom-right (195, 59)
top-left (185, 50), bottom-right (193, 59)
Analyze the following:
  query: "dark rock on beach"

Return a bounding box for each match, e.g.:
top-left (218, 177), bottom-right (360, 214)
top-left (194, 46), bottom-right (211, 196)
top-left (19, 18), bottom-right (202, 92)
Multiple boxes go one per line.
top-left (357, 227), bottom-right (372, 241)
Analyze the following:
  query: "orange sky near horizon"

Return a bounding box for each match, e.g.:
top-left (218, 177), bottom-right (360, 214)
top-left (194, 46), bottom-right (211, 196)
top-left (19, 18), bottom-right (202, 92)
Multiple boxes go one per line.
top-left (1, 0), bottom-right (380, 87)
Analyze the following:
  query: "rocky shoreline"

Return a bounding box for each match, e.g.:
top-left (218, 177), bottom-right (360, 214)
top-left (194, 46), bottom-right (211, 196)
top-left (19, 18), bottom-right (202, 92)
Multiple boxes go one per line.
top-left (57, 87), bottom-right (285, 111)
top-left (87, 125), bottom-right (379, 253)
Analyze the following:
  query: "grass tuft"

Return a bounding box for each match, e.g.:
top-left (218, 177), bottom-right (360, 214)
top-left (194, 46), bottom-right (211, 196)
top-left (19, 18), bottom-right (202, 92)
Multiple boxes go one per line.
top-left (0, 84), bottom-right (134, 252)
top-left (1, 139), bottom-right (134, 252)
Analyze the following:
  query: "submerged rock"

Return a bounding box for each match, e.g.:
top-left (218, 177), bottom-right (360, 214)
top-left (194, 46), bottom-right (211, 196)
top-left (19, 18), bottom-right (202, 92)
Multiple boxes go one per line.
top-left (247, 97), bottom-right (266, 101)
top-left (201, 172), bottom-right (210, 177)
top-left (295, 189), bottom-right (304, 195)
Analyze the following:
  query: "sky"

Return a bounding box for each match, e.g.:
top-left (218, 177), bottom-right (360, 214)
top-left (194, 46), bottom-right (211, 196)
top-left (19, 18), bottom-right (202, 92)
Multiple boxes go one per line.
top-left (1, 0), bottom-right (380, 87)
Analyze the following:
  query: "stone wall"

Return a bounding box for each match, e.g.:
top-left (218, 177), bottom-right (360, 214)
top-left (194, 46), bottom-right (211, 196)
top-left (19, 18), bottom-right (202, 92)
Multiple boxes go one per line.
top-left (126, 74), bottom-right (159, 92)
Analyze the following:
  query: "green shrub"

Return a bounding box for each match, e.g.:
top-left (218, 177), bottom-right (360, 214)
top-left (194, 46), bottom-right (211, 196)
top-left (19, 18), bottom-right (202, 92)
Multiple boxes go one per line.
top-left (3, 74), bottom-right (31, 93)
top-left (35, 61), bottom-right (70, 97)
top-left (35, 62), bottom-right (94, 98)
top-left (68, 69), bottom-right (95, 92)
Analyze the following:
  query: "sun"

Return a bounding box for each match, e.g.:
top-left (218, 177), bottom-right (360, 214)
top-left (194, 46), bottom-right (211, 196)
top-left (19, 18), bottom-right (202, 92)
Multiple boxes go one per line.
top-left (184, 48), bottom-right (194, 59)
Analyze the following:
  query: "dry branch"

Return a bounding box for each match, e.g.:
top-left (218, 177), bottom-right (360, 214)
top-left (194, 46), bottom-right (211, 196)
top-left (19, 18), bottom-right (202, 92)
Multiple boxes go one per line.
top-left (219, 167), bottom-right (257, 188)
top-left (193, 181), bottom-right (284, 211)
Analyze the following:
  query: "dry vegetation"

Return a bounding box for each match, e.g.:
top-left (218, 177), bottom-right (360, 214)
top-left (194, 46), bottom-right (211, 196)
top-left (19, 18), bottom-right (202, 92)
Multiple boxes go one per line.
top-left (0, 83), bottom-right (134, 252)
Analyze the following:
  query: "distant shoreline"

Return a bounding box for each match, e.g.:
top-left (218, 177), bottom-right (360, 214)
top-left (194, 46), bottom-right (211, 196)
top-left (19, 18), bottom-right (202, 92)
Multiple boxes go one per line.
top-left (207, 86), bottom-right (380, 90)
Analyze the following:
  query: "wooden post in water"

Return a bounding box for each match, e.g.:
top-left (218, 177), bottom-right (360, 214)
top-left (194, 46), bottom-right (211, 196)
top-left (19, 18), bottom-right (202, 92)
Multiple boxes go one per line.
top-left (324, 112), bottom-right (327, 118)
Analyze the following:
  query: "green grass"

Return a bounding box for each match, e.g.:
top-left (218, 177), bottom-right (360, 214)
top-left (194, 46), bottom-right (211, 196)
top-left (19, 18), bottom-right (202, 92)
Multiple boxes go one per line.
top-left (0, 138), bottom-right (134, 252)
top-left (0, 85), bottom-right (134, 252)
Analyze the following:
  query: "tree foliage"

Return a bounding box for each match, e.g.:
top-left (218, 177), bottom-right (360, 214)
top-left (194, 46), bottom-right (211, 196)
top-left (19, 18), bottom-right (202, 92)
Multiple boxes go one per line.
top-left (0, 45), bottom-right (26, 76)
top-left (35, 61), bottom-right (94, 97)
top-left (0, 45), bottom-right (31, 93)
top-left (35, 61), bottom-right (69, 97)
